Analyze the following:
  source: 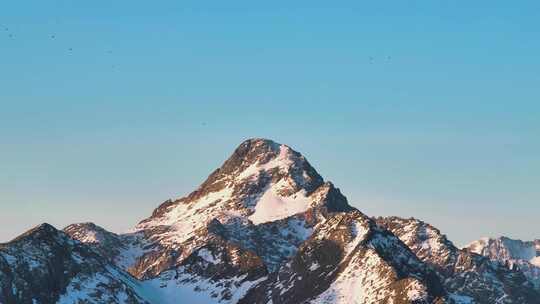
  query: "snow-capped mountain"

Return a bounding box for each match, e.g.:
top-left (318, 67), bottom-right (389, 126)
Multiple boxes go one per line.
top-left (466, 237), bottom-right (540, 265)
top-left (241, 211), bottom-right (445, 304)
top-left (466, 237), bottom-right (540, 290)
top-left (0, 224), bottom-right (149, 304)
top-left (130, 138), bottom-right (352, 280)
top-left (1, 138), bottom-right (539, 303)
top-left (376, 217), bottom-right (540, 304)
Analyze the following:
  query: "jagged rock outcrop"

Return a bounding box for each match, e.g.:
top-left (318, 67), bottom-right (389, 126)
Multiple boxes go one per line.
top-left (63, 222), bottom-right (149, 272)
top-left (0, 224), bottom-right (149, 304)
top-left (466, 236), bottom-right (540, 290)
top-left (64, 222), bottom-right (126, 262)
top-left (240, 211), bottom-right (446, 304)
top-left (376, 217), bottom-right (540, 304)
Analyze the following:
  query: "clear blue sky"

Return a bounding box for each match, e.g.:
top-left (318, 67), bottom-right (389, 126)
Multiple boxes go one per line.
top-left (1, 1), bottom-right (539, 246)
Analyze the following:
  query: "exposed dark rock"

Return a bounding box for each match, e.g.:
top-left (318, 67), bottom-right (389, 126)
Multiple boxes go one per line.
top-left (377, 216), bottom-right (540, 304)
top-left (240, 211), bottom-right (445, 304)
top-left (0, 223), bottom-right (147, 304)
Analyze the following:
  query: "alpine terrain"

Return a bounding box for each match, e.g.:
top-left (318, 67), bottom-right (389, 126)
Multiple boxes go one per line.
top-left (1, 138), bottom-right (539, 303)
top-left (466, 237), bottom-right (540, 291)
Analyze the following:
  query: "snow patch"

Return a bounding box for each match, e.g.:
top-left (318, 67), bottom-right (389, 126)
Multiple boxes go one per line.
top-left (237, 144), bottom-right (294, 180)
top-left (141, 270), bottom-right (263, 304)
top-left (198, 248), bottom-right (219, 264)
top-left (137, 187), bottom-right (234, 246)
top-left (249, 188), bottom-right (311, 225)
top-left (449, 294), bottom-right (475, 304)
top-left (309, 262), bottom-right (320, 271)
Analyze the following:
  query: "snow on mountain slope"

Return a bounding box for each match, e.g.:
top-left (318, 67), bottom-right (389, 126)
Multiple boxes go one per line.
top-left (134, 139), bottom-right (343, 247)
top-left (64, 222), bottom-right (127, 261)
top-left (466, 236), bottom-right (540, 290)
top-left (138, 258), bottom-right (267, 304)
top-left (63, 222), bottom-right (152, 271)
top-left (124, 139), bottom-right (352, 280)
top-left (377, 217), bottom-right (540, 304)
top-left (68, 138), bottom-right (449, 303)
top-left (66, 139), bottom-right (355, 302)
top-left (18, 138), bottom-right (540, 304)
top-left (236, 142), bottom-right (296, 180)
top-left (248, 186), bottom-right (311, 224)
top-left (467, 237), bottom-right (537, 261)
top-left (0, 224), bottom-right (150, 304)
top-left (240, 211), bottom-right (446, 304)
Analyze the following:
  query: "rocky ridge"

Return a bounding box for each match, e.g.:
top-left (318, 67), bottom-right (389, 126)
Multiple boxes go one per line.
top-left (0, 224), bottom-right (149, 304)
top-left (466, 236), bottom-right (540, 291)
top-left (376, 217), bottom-right (540, 304)
top-left (1, 138), bottom-right (539, 303)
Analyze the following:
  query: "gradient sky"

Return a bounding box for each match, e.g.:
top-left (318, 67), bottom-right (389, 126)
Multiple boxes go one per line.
top-left (1, 1), bottom-right (539, 246)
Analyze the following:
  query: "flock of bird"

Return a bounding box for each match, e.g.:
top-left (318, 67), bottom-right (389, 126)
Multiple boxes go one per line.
top-left (2, 27), bottom-right (114, 55)
top-left (4, 26), bottom-right (75, 53)
top-left (3, 26), bottom-right (391, 65)
top-left (3, 26), bottom-right (121, 69)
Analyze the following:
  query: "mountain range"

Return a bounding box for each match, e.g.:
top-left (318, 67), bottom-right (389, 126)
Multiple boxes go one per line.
top-left (1, 138), bottom-right (538, 303)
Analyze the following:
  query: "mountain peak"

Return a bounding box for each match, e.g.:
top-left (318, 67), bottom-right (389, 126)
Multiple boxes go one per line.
top-left (0, 225), bottom-right (149, 304)
top-left (219, 138), bottom-right (309, 178)
top-left (239, 137), bottom-right (280, 150)
top-left (64, 222), bottom-right (120, 244)
top-left (142, 139), bottom-right (340, 228)
top-left (465, 235), bottom-right (540, 290)
top-left (32, 222), bottom-right (57, 232)
top-left (467, 236), bottom-right (538, 261)
top-left (175, 138), bottom-right (324, 207)
top-left (133, 139), bottom-right (354, 278)
top-left (7, 223), bottom-right (61, 244)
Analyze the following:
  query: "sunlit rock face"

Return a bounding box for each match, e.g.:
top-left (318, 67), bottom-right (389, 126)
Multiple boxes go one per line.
top-left (377, 217), bottom-right (540, 303)
top-left (0, 224), bottom-right (148, 304)
top-left (466, 236), bottom-right (540, 291)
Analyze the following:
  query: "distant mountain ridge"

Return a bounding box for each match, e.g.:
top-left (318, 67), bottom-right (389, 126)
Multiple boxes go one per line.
top-left (465, 236), bottom-right (540, 290)
top-left (0, 224), bottom-right (149, 304)
top-left (376, 217), bottom-right (539, 303)
top-left (1, 138), bottom-right (539, 303)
